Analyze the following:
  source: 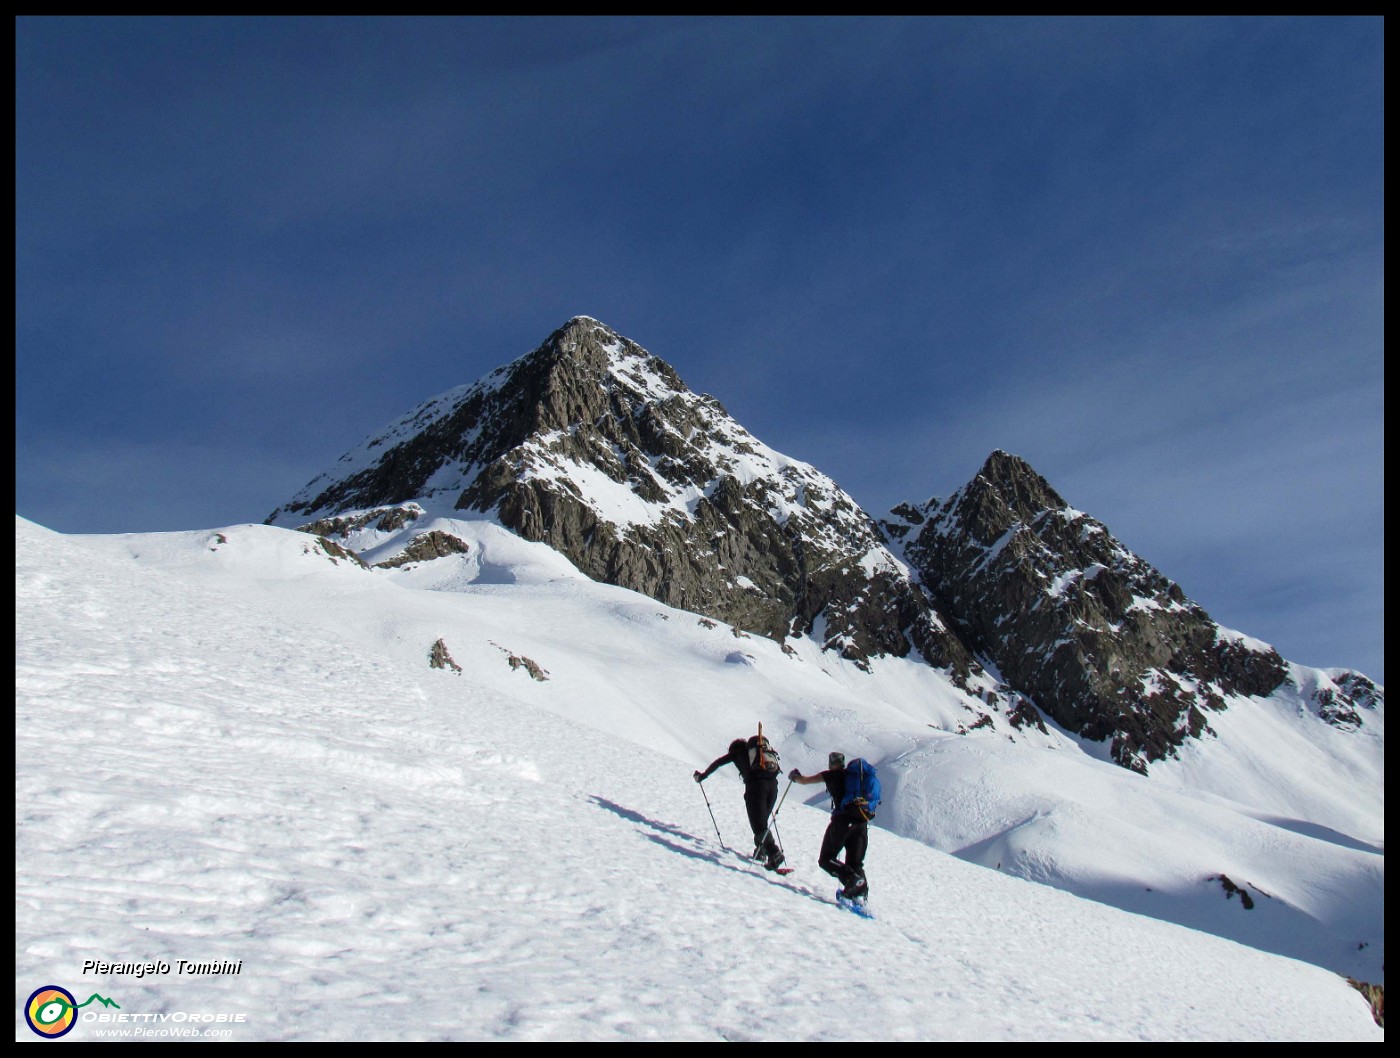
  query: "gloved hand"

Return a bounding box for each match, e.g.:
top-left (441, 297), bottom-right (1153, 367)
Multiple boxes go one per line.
top-left (693, 770), bottom-right (703, 783)
top-left (788, 768), bottom-right (801, 781)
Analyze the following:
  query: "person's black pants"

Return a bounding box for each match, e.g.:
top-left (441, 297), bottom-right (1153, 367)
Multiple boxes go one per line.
top-left (744, 780), bottom-right (780, 858)
top-left (818, 813), bottom-right (868, 888)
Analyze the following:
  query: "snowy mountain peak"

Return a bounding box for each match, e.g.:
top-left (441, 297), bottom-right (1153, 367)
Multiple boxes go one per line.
top-left (969, 448), bottom-right (1070, 528)
top-left (528, 314), bottom-right (690, 412)
top-left (264, 317), bottom-right (681, 524)
top-left (884, 452), bottom-right (1381, 772)
top-left (267, 319), bottom-right (979, 679)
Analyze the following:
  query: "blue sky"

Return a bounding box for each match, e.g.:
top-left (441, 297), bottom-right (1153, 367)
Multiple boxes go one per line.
top-left (15, 17), bottom-right (1383, 683)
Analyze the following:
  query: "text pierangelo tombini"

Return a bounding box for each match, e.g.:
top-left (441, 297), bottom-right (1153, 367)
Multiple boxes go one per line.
top-left (81, 960), bottom-right (243, 977)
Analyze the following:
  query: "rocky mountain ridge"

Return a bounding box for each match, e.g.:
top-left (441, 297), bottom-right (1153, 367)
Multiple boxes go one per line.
top-left (879, 450), bottom-right (1380, 771)
top-left (267, 317), bottom-right (1381, 773)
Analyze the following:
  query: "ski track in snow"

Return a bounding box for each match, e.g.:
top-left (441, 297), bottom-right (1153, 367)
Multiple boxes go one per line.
top-left (14, 519), bottom-right (1383, 1041)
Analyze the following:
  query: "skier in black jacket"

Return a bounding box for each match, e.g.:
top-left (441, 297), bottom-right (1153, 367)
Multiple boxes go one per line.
top-left (694, 736), bottom-right (785, 871)
top-left (790, 751), bottom-right (868, 899)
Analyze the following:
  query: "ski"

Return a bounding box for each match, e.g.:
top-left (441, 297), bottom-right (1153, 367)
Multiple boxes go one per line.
top-left (836, 890), bottom-right (874, 919)
top-left (731, 848), bottom-right (793, 876)
top-left (747, 850), bottom-right (794, 876)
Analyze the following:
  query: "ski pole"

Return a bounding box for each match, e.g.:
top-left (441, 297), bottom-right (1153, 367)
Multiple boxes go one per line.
top-left (772, 776), bottom-right (794, 819)
top-left (697, 776), bottom-right (728, 853)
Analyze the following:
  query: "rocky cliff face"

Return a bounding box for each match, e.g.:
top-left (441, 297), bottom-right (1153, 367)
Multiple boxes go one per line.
top-left (880, 450), bottom-right (1382, 771)
top-left (267, 317), bottom-right (976, 677)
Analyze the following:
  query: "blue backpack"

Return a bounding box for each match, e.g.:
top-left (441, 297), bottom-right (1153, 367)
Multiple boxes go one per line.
top-left (840, 758), bottom-right (881, 820)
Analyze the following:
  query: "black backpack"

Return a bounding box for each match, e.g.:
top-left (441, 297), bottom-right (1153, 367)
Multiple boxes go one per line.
top-left (745, 734), bottom-right (781, 777)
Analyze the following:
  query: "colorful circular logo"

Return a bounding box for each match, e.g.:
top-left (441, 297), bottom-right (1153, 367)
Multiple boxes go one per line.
top-left (25, 985), bottom-right (78, 1038)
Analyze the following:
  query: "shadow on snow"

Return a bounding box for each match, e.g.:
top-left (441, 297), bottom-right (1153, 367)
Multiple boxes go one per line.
top-left (587, 795), bottom-right (825, 905)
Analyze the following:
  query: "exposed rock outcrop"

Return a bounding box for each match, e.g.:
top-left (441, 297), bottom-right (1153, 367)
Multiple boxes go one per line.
top-left (429, 638), bottom-right (462, 673)
top-left (374, 530), bottom-right (470, 569)
top-left (884, 451), bottom-right (1294, 772)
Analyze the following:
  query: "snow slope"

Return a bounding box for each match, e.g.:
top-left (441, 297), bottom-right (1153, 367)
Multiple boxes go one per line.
top-left (14, 516), bottom-right (1383, 1040)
